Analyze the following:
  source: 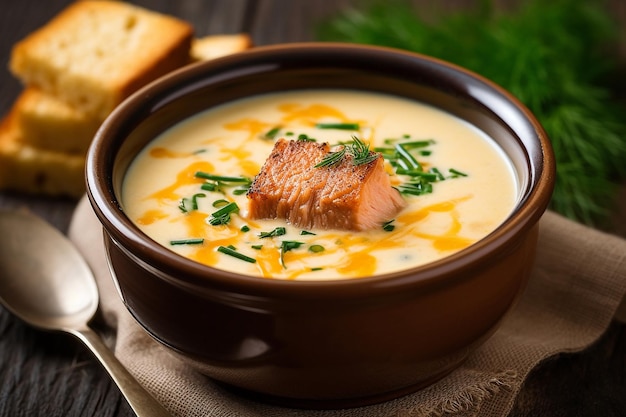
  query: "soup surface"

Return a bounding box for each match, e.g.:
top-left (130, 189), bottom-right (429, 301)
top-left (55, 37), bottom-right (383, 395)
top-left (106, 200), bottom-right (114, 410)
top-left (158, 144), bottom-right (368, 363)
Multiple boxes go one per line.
top-left (122, 90), bottom-right (518, 280)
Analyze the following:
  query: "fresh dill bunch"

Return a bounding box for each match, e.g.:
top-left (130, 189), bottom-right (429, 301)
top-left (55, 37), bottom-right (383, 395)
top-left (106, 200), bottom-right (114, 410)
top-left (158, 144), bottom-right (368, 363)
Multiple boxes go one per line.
top-left (317, 0), bottom-right (626, 226)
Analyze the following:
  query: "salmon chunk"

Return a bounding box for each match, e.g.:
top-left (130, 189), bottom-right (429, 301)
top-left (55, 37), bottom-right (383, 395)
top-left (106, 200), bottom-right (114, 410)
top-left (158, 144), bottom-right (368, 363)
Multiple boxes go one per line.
top-left (247, 139), bottom-right (406, 231)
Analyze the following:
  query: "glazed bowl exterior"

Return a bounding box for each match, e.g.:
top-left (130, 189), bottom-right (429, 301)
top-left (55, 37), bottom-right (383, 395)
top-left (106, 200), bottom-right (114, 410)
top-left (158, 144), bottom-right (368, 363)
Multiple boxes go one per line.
top-left (86, 43), bottom-right (555, 408)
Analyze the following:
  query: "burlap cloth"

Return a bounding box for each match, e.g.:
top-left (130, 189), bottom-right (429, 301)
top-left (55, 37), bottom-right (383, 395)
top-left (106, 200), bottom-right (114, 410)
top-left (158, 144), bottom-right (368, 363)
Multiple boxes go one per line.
top-left (68, 195), bottom-right (626, 417)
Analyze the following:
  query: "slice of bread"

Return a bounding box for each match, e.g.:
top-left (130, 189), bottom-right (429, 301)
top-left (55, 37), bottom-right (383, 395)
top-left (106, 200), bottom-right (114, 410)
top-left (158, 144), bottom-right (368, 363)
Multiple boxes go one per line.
top-left (190, 34), bottom-right (252, 61)
top-left (13, 88), bottom-right (100, 155)
top-left (0, 110), bottom-right (85, 198)
top-left (9, 0), bottom-right (194, 120)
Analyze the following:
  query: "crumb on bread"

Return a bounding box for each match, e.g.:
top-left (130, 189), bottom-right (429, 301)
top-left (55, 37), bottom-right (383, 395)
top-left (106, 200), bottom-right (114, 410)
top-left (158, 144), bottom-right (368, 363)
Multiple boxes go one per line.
top-left (13, 88), bottom-right (100, 155)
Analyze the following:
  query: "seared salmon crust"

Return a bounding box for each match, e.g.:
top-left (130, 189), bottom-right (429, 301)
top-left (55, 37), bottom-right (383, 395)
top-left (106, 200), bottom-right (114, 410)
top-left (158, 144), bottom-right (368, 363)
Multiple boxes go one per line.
top-left (247, 139), bottom-right (405, 231)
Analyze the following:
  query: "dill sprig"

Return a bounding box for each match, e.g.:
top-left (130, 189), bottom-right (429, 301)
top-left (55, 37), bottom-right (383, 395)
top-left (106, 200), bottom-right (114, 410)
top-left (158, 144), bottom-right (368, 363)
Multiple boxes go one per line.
top-left (315, 136), bottom-right (378, 168)
top-left (317, 0), bottom-right (626, 226)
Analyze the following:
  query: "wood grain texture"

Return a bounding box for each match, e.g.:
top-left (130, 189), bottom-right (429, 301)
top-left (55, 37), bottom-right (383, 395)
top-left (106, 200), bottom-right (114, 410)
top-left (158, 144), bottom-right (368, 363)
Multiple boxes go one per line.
top-left (1, 1), bottom-right (625, 416)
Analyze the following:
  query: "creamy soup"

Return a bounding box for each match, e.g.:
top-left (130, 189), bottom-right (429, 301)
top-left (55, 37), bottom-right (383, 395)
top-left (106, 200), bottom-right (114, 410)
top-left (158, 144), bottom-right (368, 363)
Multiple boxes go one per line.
top-left (122, 90), bottom-right (518, 280)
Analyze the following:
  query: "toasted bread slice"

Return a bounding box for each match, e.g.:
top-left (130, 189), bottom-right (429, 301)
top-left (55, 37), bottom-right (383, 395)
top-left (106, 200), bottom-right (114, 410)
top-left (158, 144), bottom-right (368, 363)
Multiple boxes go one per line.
top-left (9, 0), bottom-right (194, 120)
top-left (13, 88), bottom-right (100, 155)
top-left (0, 111), bottom-right (85, 198)
top-left (190, 34), bottom-right (252, 61)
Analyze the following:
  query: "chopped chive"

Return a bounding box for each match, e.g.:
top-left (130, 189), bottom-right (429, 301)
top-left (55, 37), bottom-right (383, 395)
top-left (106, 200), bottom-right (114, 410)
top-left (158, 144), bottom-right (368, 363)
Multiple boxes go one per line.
top-left (233, 187), bottom-right (249, 195)
top-left (397, 181), bottom-right (433, 196)
top-left (279, 240), bottom-right (304, 268)
top-left (300, 230), bottom-right (316, 235)
top-left (382, 220), bottom-right (395, 232)
top-left (207, 202), bottom-right (239, 225)
top-left (212, 199), bottom-right (230, 208)
top-left (194, 172), bottom-right (250, 183)
top-left (394, 157), bottom-right (410, 171)
top-left (315, 122), bottom-right (360, 130)
top-left (259, 227), bottom-right (286, 238)
top-left (191, 193), bottom-right (206, 210)
top-left (170, 238), bottom-right (204, 245)
top-left (240, 225), bottom-right (250, 232)
top-left (395, 169), bottom-right (439, 181)
top-left (449, 168), bottom-right (468, 177)
top-left (395, 143), bottom-right (422, 170)
top-left (251, 244), bottom-right (263, 250)
top-left (217, 246), bottom-right (256, 263)
top-left (201, 182), bottom-right (218, 192)
top-left (429, 167), bottom-right (445, 181)
top-left (285, 131), bottom-right (294, 136)
top-left (401, 140), bottom-right (435, 149)
top-left (193, 148), bottom-right (207, 154)
top-left (310, 267), bottom-right (324, 271)
top-left (420, 150), bottom-right (432, 156)
top-left (297, 133), bottom-right (316, 142)
top-left (263, 126), bottom-right (282, 140)
top-left (308, 244), bottom-right (325, 253)
top-left (178, 198), bottom-right (189, 213)
top-left (179, 193), bottom-right (206, 213)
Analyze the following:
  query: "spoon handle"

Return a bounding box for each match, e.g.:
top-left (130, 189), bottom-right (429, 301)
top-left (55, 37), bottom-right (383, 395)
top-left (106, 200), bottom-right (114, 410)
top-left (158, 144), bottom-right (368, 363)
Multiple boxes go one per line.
top-left (71, 327), bottom-right (172, 417)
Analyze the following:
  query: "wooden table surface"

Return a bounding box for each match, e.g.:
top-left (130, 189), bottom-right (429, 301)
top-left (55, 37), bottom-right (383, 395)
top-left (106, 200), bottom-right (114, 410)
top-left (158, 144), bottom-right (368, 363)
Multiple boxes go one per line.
top-left (1, 1), bottom-right (625, 416)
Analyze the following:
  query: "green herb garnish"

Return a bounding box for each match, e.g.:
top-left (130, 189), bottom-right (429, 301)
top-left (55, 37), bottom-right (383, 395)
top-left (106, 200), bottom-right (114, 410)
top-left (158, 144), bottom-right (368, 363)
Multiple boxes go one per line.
top-left (178, 193), bottom-right (206, 213)
top-left (449, 168), bottom-right (468, 178)
top-left (382, 220), bottom-right (395, 232)
top-left (196, 172), bottom-right (251, 195)
top-left (315, 122), bottom-right (360, 130)
top-left (217, 246), bottom-right (256, 263)
top-left (297, 133), bottom-right (317, 142)
top-left (314, 146), bottom-right (347, 168)
top-left (259, 227), bottom-right (287, 238)
top-left (207, 202), bottom-right (239, 226)
top-left (212, 199), bottom-right (230, 208)
top-left (351, 136), bottom-right (379, 165)
top-left (263, 126), bottom-right (282, 140)
top-left (170, 238), bottom-right (204, 245)
top-left (314, 136), bottom-right (378, 168)
top-left (308, 244), bottom-right (325, 253)
top-left (195, 172), bottom-right (250, 183)
top-left (395, 143), bottom-right (422, 171)
top-left (279, 240), bottom-right (304, 268)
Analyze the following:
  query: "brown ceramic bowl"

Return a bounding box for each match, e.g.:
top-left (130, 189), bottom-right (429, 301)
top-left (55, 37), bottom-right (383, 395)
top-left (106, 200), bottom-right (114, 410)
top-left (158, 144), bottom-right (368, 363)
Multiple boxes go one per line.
top-left (86, 43), bottom-right (555, 409)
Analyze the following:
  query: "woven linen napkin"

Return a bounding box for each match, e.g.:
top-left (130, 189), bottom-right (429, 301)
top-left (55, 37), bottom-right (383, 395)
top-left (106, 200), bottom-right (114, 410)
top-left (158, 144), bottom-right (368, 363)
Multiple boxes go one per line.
top-left (69, 195), bottom-right (626, 417)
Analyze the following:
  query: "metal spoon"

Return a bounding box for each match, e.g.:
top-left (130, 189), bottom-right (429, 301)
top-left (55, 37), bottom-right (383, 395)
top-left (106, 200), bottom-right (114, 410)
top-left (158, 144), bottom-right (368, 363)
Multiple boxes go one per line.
top-left (0, 210), bottom-right (171, 417)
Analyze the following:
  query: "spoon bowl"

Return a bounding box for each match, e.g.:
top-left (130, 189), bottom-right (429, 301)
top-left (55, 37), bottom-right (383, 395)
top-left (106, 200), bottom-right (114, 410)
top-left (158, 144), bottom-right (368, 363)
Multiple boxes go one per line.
top-left (0, 211), bottom-right (98, 330)
top-left (0, 210), bottom-right (171, 417)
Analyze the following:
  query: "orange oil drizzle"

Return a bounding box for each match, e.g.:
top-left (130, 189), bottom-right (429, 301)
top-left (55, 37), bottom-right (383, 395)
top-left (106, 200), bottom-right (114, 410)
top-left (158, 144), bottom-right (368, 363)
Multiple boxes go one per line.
top-left (278, 103), bottom-right (364, 127)
top-left (223, 118), bottom-right (272, 142)
top-left (136, 209), bottom-right (168, 226)
top-left (147, 160), bottom-right (215, 201)
top-left (149, 147), bottom-right (192, 158)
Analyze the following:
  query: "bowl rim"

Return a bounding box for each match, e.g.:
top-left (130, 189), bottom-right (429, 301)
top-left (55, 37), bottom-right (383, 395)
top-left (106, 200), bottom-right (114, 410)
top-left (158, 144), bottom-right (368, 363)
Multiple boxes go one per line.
top-left (86, 42), bottom-right (555, 300)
